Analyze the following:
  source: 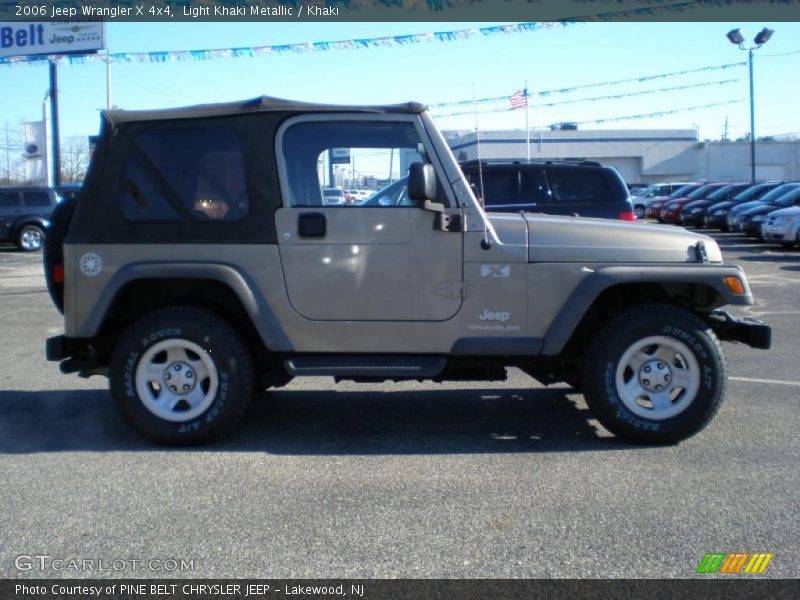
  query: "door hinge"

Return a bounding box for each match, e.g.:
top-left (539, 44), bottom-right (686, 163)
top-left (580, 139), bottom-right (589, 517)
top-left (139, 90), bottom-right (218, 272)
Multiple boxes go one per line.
top-left (434, 281), bottom-right (470, 299)
top-left (434, 212), bottom-right (463, 232)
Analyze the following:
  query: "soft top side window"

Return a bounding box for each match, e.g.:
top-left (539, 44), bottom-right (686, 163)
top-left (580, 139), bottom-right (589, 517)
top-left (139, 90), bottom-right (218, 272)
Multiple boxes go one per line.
top-left (280, 120), bottom-right (425, 208)
top-left (118, 125), bottom-right (249, 222)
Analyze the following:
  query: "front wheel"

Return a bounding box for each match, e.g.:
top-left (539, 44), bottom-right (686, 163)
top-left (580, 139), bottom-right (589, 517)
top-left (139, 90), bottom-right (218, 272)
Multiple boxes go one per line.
top-left (110, 306), bottom-right (254, 445)
top-left (17, 224), bottom-right (44, 252)
top-left (634, 205), bottom-right (646, 219)
top-left (583, 304), bottom-right (727, 444)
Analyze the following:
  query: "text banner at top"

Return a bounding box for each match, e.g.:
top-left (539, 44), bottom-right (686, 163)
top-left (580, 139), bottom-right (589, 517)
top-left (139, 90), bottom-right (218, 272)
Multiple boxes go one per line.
top-left (2, 0), bottom-right (800, 23)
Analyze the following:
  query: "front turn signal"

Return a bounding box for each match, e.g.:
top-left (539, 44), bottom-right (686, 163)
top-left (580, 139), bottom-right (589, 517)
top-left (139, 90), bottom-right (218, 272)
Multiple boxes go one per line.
top-left (724, 276), bottom-right (746, 295)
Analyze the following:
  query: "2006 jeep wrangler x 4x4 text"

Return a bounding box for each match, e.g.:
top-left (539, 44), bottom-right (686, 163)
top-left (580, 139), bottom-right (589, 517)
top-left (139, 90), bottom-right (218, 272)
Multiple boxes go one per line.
top-left (44, 97), bottom-right (771, 445)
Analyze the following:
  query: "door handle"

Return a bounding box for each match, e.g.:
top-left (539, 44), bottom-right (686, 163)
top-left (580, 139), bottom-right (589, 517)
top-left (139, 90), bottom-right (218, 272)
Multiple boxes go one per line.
top-left (298, 212), bottom-right (326, 238)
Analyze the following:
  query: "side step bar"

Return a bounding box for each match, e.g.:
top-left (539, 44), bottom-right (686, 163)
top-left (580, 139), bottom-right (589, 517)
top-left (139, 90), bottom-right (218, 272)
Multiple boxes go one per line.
top-left (284, 355), bottom-right (447, 379)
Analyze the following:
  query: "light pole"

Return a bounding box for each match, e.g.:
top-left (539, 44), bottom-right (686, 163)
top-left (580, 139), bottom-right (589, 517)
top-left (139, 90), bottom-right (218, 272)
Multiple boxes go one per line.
top-left (726, 27), bottom-right (774, 183)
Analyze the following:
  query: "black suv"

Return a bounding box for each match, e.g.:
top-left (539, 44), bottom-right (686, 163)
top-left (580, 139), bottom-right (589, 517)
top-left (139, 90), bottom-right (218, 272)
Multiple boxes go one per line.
top-left (461, 160), bottom-right (635, 221)
top-left (0, 187), bottom-right (60, 251)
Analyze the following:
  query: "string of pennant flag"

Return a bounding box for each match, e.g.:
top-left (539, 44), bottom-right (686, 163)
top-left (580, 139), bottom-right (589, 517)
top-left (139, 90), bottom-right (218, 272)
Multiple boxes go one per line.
top-left (431, 78), bottom-right (742, 118)
top-left (427, 62), bottom-right (746, 110)
top-left (0, 21), bottom-right (569, 67)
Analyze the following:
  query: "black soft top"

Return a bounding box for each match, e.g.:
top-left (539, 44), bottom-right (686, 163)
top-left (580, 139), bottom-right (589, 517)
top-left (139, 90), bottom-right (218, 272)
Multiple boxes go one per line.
top-left (104, 95), bottom-right (426, 127)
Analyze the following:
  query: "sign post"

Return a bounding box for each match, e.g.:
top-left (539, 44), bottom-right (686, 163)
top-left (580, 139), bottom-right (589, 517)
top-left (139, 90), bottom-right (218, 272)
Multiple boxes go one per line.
top-left (49, 59), bottom-right (60, 186)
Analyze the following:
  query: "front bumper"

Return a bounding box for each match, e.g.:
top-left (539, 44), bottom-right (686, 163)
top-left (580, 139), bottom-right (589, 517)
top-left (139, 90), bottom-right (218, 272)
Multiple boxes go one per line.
top-left (707, 310), bottom-right (771, 350)
top-left (742, 221), bottom-right (764, 236)
top-left (762, 222), bottom-right (797, 242)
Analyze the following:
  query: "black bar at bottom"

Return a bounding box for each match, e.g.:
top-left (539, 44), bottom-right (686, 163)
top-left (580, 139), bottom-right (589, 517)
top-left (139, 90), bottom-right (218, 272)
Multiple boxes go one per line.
top-left (2, 579), bottom-right (798, 600)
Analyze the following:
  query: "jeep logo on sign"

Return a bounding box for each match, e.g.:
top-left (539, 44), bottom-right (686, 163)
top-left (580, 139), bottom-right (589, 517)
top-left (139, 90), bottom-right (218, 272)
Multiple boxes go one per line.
top-left (478, 309), bottom-right (510, 323)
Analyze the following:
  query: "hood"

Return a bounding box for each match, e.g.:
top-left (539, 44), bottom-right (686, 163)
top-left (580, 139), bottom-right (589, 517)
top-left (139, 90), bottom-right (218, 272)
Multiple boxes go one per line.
top-left (741, 203), bottom-right (778, 217)
top-left (731, 200), bottom-right (763, 214)
top-left (767, 206), bottom-right (800, 218)
top-left (708, 201), bottom-right (734, 213)
top-left (523, 213), bottom-right (722, 263)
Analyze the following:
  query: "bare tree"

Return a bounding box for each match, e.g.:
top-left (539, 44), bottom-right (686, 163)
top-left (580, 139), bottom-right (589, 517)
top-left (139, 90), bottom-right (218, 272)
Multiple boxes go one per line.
top-left (60, 136), bottom-right (91, 184)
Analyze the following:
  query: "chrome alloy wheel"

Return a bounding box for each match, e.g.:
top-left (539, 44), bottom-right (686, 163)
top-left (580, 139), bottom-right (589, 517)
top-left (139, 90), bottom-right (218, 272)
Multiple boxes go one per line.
top-left (615, 335), bottom-right (700, 420)
top-left (20, 227), bottom-right (43, 251)
top-left (135, 339), bottom-right (218, 422)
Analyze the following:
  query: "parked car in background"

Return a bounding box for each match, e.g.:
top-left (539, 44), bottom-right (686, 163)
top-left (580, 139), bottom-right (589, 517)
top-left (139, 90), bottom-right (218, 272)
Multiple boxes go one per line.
top-left (740, 187), bottom-right (800, 238)
top-left (705, 182), bottom-right (783, 230)
top-left (660, 183), bottom-right (729, 224)
top-left (346, 189), bottom-right (370, 203)
top-left (0, 187), bottom-right (60, 251)
top-left (680, 182), bottom-right (751, 228)
top-left (727, 183), bottom-right (800, 232)
top-left (461, 159), bottom-right (635, 221)
top-left (646, 183), bottom-right (704, 220)
top-left (55, 184), bottom-right (82, 203)
top-left (761, 205), bottom-right (800, 247)
top-left (631, 182), bottom-right (695, 218)
top-left (321, 187), bottom-right (346, 205)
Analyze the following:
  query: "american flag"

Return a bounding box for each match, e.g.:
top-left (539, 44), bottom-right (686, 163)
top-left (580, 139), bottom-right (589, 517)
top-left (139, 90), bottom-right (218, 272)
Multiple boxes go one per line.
top-left (509, 88), bottom-right (528, 110)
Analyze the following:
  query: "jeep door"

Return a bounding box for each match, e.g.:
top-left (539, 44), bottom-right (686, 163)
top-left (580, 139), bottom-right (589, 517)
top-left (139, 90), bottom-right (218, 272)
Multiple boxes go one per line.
top-left (275, 116), bottom-right (463, 322)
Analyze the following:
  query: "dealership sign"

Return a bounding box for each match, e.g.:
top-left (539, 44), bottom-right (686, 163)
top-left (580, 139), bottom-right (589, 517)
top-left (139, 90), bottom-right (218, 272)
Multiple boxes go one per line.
top-left (331, 148), bottom-right (351, 165)
top-left (0, 22), bottom-right (104, 58)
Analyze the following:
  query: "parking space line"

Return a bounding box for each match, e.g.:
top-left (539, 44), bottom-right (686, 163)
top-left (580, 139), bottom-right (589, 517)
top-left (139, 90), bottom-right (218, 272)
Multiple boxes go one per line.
top-left (730, 376), bottom-right (800, 387)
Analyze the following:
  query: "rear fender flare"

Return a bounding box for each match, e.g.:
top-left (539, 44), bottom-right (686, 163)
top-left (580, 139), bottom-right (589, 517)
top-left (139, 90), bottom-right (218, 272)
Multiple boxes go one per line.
top-left (82, 262), bottom-right (292, 352)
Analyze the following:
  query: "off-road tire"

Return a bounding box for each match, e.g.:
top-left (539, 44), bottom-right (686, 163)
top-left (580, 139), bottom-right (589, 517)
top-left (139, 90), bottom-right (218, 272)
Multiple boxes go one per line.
top-left (43, 198), bottom-right (77, 313)
top-left (109, 306), bottom-right (254, 445)
top-left (583, 303), bottom-right (727, 444)
top-left (16, 224), bottom-right (44, 252)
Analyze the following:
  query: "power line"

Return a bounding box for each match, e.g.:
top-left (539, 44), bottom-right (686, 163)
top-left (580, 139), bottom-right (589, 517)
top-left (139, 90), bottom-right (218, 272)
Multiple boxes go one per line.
top-left (760, 49), bottom-right (800, 57)
top-left (432, 78), bottom-right (740, 118)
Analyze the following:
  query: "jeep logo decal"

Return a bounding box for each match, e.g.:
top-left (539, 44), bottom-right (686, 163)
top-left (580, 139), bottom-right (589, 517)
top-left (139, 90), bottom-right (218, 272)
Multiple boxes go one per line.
top-left (479, 309), bottom-right (510, 323)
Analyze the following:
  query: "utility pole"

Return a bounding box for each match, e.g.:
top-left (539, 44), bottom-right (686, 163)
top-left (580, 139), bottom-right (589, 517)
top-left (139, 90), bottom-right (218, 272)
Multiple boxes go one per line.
top-left (723, 115), bottom-right (728, 142)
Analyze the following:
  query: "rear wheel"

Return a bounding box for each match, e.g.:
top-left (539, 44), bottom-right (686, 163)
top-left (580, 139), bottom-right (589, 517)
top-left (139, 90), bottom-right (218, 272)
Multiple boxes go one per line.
top-left (16, 224), bottom-right (44, 252)
top-left (109, 306), bottom-right (254, 445)
top-left (583, 304), bottom-right (727, 444)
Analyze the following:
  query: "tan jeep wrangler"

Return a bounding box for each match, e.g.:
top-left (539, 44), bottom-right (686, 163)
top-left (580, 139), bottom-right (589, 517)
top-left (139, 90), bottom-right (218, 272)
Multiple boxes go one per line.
top-left (44, 97), bottom-right (770, 445)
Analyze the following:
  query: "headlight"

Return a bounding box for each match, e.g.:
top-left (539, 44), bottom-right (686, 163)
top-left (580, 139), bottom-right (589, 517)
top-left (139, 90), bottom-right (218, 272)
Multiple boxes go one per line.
top-left (752, 215), bottom-right (765, 222)
top-left (690, 208), bottom-right (702, 214)
top-left (716, 209), bottom-right (729, 216)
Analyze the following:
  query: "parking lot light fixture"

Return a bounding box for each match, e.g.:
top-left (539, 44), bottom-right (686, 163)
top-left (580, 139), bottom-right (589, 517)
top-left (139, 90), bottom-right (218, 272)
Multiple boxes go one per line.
top-left (726, 28), bottom-right (745, 46)
top-left (726, 26), bottom-right (775, 183)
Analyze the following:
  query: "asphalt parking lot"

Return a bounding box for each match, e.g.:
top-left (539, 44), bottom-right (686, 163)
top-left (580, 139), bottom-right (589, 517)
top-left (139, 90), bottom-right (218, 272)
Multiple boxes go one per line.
top-left (0, 229), bottom-right (798, 579)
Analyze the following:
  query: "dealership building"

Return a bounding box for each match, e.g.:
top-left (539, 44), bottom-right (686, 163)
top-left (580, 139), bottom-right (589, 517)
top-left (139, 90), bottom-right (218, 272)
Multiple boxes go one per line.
top-left (444, 129), bottom-right (800, 184)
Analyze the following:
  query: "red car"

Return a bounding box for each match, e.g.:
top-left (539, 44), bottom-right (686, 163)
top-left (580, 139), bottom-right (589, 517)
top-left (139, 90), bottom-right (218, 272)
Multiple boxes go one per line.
top-left (646, 183), bottom-right (703, 220)
top-left (660, 183), bottom-right (728, 224)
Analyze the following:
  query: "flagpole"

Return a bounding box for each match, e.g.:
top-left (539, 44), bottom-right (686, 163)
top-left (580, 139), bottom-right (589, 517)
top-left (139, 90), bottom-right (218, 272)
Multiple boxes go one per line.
top-left (525, 81), bottom-right (530, 162)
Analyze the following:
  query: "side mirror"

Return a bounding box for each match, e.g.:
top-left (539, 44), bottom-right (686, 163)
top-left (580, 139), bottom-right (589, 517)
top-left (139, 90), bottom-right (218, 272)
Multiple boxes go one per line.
top-left (408, 162), bottom-right (437, 202)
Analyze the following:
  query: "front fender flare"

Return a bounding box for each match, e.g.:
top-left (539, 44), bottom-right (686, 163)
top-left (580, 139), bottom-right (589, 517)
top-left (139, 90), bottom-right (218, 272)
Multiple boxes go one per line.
top-left (541, 264), bottom-right (753, 355)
